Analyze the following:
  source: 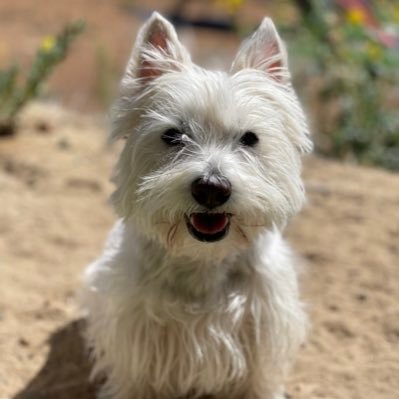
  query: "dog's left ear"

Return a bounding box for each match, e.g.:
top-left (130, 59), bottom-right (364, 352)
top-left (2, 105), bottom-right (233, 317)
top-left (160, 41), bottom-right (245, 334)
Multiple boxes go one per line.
top-left (231, 18), bottom-right (289, 82)
top-left (125, 12), bottom-right (191, 82)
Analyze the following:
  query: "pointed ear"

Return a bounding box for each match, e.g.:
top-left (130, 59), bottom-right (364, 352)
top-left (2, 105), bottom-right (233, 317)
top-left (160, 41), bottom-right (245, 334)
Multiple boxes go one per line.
top-left (231, 18), bottom-right (289, 82)
top-left (125, 12), bottom-right (191, 82)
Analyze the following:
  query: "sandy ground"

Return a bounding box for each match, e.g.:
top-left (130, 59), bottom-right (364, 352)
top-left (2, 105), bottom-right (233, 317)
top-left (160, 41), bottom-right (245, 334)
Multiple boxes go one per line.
top-left (1, 2), bottom-right (398, 399)
top-left (0, 103), bottom-right (398, 399)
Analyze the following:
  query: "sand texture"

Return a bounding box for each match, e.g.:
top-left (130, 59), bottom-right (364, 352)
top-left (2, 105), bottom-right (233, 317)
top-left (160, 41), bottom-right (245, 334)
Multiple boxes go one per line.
top-left (1, 104), bottom-right (398, 399)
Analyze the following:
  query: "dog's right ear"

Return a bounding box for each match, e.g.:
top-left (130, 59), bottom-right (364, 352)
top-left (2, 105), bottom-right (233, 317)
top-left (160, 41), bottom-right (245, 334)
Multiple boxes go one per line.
top-left (125, 12), bottom-right (191, 82)
top-left (111, 13), bottom-right (191, 142)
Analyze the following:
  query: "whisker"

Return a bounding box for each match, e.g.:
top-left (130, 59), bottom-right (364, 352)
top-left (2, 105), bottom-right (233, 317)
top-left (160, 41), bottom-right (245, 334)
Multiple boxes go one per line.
top-left (236, 225), bottom-right (249, 244)
top-left (239, 222), bottom-right (268, 228)
top-left (167, 223), bottom-right (178, 247)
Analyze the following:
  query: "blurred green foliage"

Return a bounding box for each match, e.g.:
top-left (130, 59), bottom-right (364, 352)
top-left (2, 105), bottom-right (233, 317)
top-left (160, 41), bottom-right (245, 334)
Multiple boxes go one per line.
top-left (0, 20), bottom-right (85, 136)
top-left (289, 0), bottom-right (399, 170)
top-left (95, 45), bottom-right (119, 108)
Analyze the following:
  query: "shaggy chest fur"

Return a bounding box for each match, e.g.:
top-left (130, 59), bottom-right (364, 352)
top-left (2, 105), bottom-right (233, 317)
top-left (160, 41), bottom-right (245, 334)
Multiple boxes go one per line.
top-left (84, 223), bottom-right (269, 398)
top-left (125, 252), bottom-right (260, 393)
top-left (127, 291), bottom-right (256, 395)
top-left (85, 222), bottom-right (306, 399)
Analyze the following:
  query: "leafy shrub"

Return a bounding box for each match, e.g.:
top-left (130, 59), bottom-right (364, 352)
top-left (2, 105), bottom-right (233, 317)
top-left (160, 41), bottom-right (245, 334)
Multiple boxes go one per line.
top-left (288, 1), bottom-right (399, 170)
top-left (0, 20), bottom-right (85, 136)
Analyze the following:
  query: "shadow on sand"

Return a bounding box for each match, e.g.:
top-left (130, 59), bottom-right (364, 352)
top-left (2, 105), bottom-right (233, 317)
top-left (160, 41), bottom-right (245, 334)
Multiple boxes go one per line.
top-left (14, 319), bottom-right (97, 399)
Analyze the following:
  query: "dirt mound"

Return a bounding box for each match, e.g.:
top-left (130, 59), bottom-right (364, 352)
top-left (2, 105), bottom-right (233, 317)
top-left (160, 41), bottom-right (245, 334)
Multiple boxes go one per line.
top-left (1, 104), bottom-right (398, 399)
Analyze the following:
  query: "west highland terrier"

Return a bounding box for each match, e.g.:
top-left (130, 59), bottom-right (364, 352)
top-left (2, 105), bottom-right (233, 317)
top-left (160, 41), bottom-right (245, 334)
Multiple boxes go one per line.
top-left (83, 11), bottom-right (312, 399)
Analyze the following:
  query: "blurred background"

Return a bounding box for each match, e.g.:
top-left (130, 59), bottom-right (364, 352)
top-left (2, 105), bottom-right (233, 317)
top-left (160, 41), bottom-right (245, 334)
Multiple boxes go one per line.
top-left (1, 2), bottom-right (399, 399)
top-left (0, 0), bottom-right (398, 169)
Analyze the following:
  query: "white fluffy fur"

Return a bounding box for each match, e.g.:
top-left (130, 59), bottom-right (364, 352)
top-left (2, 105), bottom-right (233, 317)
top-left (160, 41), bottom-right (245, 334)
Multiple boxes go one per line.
top-left (83, 12), bottom-right (312, 399)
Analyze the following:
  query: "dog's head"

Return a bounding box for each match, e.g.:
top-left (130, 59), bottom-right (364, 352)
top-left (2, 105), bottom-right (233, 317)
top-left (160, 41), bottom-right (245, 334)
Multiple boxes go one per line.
top-left (111, 12), bottom-right (312, 259)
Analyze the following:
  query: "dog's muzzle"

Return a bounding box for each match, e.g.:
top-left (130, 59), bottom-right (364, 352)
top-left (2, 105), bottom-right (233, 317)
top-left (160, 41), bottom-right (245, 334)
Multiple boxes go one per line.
top-left (188, 174), bottom-right (232, 242)
top-left (185, 213), bottom-right (231, 242)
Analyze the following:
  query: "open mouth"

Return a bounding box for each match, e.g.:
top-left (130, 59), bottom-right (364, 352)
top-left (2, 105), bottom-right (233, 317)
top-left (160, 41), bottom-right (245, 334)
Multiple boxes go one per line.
top-left (185, 212), bottom-right (231, 243)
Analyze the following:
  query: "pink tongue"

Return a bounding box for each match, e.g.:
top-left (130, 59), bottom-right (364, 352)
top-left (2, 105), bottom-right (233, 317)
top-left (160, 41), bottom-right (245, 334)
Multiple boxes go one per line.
top-left (190, 213), bottom-right (228, 235)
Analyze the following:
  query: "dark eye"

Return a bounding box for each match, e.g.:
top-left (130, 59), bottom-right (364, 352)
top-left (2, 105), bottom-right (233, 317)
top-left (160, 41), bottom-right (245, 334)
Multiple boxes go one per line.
top-left (161, 128), bottom-right (183, 146)
top-left (240, 131), bottom-right (259, 147)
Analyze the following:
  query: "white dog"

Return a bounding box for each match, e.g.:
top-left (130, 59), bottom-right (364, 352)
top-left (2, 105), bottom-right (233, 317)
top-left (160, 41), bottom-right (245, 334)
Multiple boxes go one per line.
top-left (83, 12), bottom-right (312, 399)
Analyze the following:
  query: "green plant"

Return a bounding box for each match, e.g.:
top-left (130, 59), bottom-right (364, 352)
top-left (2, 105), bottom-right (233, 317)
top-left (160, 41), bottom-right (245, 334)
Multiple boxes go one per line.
top-left (0, 20), bottom-right (85, 136)
top-left (289, 0), bottom-right (399, 170)
top-left (95, 45), bottom-right (119, 108)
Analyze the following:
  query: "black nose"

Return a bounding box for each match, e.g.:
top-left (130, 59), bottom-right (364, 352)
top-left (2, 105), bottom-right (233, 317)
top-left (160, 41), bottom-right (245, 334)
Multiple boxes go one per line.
top-left (191, 175), bottom-right (232, 209)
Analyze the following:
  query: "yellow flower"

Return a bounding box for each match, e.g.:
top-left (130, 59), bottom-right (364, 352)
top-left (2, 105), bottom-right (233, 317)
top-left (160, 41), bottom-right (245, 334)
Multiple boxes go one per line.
top-left (40, 36), bottom-right (56, 52)
top-left (346, 7), bottom-right (366, 25)
top-left (216, 0), bottom-right (245, 13)
top-left (394, 4), bottom-right (399, 22)
top-left (366, 42), bottom-right (382, 61)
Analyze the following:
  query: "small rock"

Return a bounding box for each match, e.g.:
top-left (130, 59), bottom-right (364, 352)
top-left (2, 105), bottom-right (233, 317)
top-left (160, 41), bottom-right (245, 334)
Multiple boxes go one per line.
top-left (355, 293), bottom-right (367, 302)
top-left (35, 120), bottom-right (52, 134)
top-left (66, 177), bottom-right (102, 192)
top-left (18, 337), bottom-right (30, 347)
top-left (58, 138), bottom-right (71, 150)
